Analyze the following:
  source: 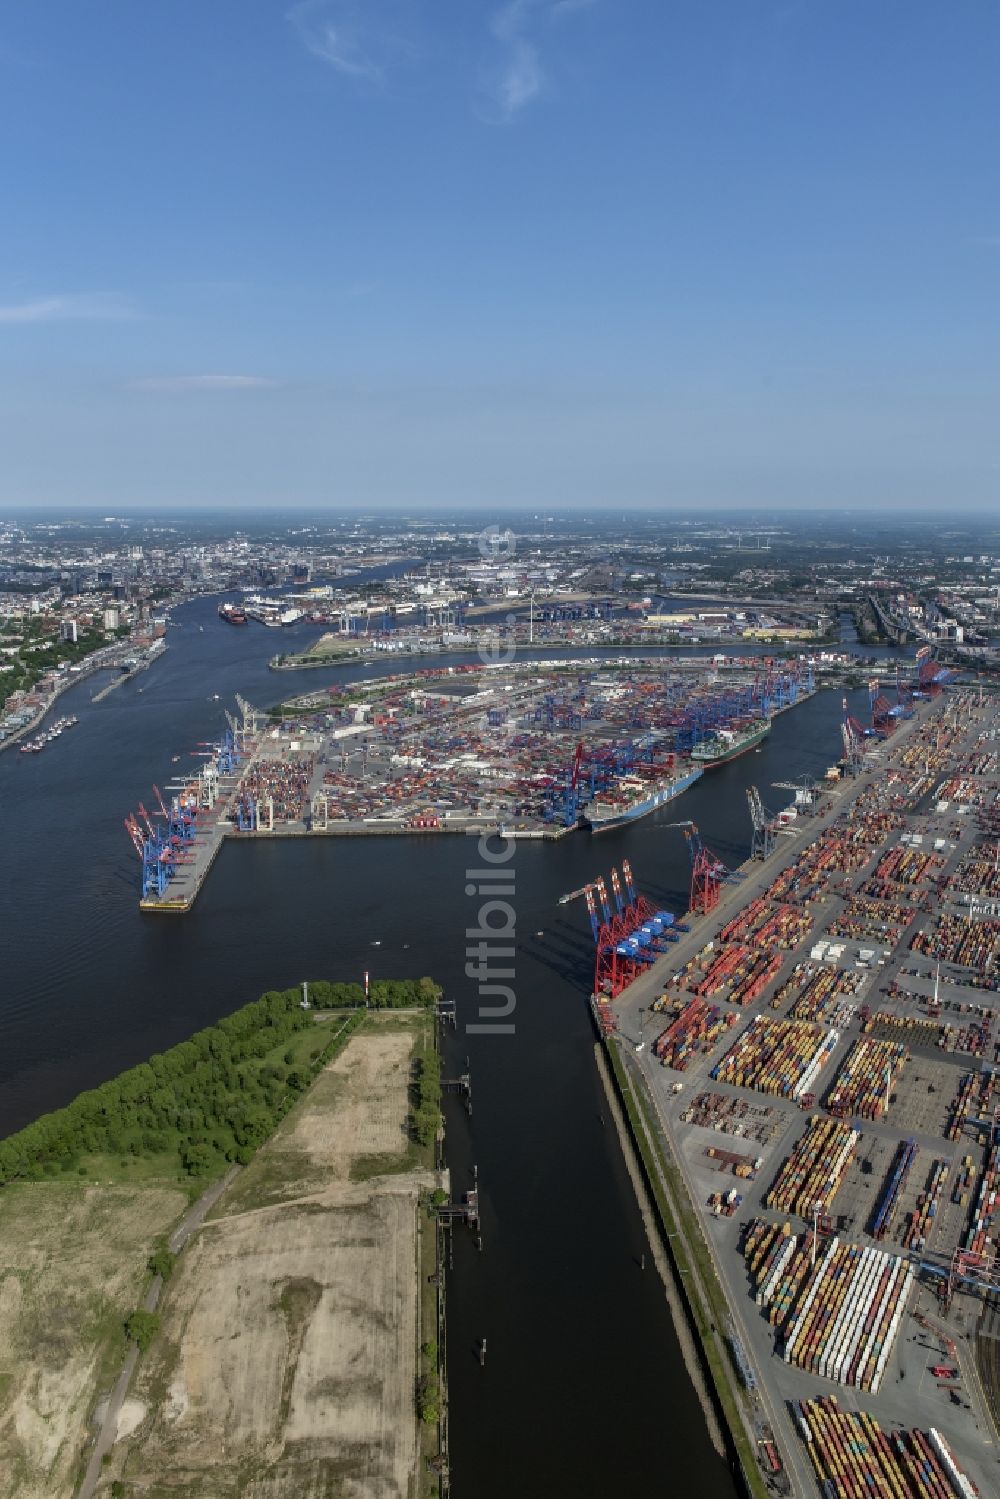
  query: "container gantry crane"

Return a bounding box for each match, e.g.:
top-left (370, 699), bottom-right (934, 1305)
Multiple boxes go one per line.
top-left (869, 679), bottom-right (896, 737)
top-left (841, 698), bottom-right (867, 776)
top-left (684, 823), bottom-right (731, 915)
top-left (558, 864), bottom-right (676, 999)
top-left (747, 786), bottom-right (779, 860)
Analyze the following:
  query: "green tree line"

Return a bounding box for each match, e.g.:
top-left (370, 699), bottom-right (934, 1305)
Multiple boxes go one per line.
top-left (305, 976), bottom-right (441, 1010)
top-left (413, 1048), bottom-right (442, 1148)
top-left (0, 977), bottom-right (440, 1187)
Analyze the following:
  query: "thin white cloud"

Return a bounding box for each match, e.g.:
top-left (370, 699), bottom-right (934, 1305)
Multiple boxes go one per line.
top-left (498, 38), bottom-right (543, 113)
top-left (483, 0), bottom-right (592, 121)
top-left (0, 292), bottom-right (138, 324)
top-left (288, 1), bottom-right (418, 83)
top-left (130, 375), bottom-right (280, 392)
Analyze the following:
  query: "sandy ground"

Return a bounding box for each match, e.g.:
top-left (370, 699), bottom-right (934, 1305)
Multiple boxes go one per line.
top-left (288, 1029), bottom-right (413, 1175)
top-left (120, 1026), bottom-right (434, 1498)
top-left (0, 1182), bottom-right (186, 1499)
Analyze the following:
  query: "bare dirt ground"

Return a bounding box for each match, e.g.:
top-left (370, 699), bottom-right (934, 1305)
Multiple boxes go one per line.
top-left (119, 1023), bottom-right (436, 1498)
top-left (0, 1181), bottom-right (186, 1499)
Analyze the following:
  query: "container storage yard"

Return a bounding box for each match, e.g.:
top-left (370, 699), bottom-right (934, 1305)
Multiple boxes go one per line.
top-left (603, 679), bottom-right (1000, 1499)
top-left (792, 1396), bottom-right (977, 1499)
top-left (125, 655), bottom-right (816, 909)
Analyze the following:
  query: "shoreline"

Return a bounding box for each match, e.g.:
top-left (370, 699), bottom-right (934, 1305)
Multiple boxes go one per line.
top-left (270, 638), bottom-right (836, 671)
top-left (595, 1033), bottom-right (768, 1499)
top-left (0, 643), bottom-right (166, 754)
top-left (593, 1040), bottom-right (730, 1464)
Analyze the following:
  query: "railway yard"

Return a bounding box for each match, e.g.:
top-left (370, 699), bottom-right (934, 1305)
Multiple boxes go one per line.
top-left (609, 685), bottom-right (1000, 1499)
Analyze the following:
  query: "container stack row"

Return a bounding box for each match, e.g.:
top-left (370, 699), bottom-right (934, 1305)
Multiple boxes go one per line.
top-left (825, 1037), bottom-right (908, 1121)
top-left (651, 997), bottom-right (737, 1071)
top-left (711, 1016), bottom-right (839, 1101)
top-left (718, 898), bottom-right (811, 949)
top-left (792, 1396), bottom-right (977, 1499)
top-left (827, 896), bottom-right (917, 945)
top-left (768, 829), bottom-right (873, 905)
top-left (948, 852), bottom-right (1000, 900)
top-left (692, 944), bottom-right (760, 998)
top-left (962, 1142), bottom-right (999, 1257)
top-left (950, 1155), bottom-right (975, 1209)
top-left (781, 1238), bottom-right (914, 1393)
top-left (745, 1221), bottom-right (914, 1393)
top-left (904, 1158), bottom-right (949, 1252)
top-left (764, 1116), bottom-right (859, 1218)
top-left (860, 845), bottom-right (945, 898)
top-left (912, 914), bottom-right (1000, 978)
top-left (870, 1139), bottom-right (918, 1241)
top-left (946, 1071), bottom-right (994, 1142)
top-left (677, 1090), bottom-right (779, 1145)
top-left (777, 963), bottom-right (864, 1023)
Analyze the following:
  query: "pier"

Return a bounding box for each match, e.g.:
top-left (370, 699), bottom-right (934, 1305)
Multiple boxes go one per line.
top-left (131, 657), bottom-right (819, 912)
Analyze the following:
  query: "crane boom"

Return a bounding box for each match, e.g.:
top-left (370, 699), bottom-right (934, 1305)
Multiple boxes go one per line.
top-left (557, 882), bottom-right (595, 906)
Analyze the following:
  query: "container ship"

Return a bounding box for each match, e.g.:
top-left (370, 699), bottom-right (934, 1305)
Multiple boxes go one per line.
top-left (243, 596), bottom-right (305, 627)
top-left (583, 764), bottom-right (704, 832)
top-left (218, 602), bottom-right (248, 625)
top-left (691, 718), bottom-right (770, 768)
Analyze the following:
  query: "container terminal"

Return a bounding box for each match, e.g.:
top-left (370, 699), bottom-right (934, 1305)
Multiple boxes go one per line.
top-left (584, 665), bottom-right (1000, 1499)
top-left (125, 656), bottom-right (816, 910)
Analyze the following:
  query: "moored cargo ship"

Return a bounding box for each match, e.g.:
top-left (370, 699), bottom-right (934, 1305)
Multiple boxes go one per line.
top-left (691, 718), bottom-right (770, 768)
top-left (218, 601), bottom-right (248, 625)
top-left (583, 765), bottom-right (703, 832)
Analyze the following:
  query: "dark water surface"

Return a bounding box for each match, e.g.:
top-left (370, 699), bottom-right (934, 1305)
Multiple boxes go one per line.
top-left (0, 597), bottom-right (880, 1497)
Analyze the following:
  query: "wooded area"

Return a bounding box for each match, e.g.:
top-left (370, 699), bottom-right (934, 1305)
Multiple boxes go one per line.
top-left (0, 977), bottom-right (441, 1185)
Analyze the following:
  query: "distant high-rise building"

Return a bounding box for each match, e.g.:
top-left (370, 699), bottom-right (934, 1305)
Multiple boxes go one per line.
top-left (61, 619), bottom-right (78, 644)
top-left (103, 607), bottom-right (120, 631)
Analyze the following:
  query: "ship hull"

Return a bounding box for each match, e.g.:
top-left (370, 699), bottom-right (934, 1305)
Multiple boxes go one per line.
top-left (692, 722), bottom-right (770, 768)
top-left (585, 767), bottom-right (704, 832)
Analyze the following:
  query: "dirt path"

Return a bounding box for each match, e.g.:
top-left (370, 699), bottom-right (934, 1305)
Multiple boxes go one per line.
top-left (75, 1165), bottom-right (240, 1499)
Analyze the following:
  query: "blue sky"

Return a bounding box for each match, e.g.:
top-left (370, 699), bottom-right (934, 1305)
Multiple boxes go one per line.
top-left (1, 1), bottom-right (998, 511)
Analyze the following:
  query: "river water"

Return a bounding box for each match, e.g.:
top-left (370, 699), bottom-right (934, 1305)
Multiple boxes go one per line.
top-left (0, 598), bottom-right (893, 1497)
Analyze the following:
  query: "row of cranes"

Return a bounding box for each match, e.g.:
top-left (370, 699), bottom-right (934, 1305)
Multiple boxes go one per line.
top-left (124, 783), bottom-right (199, 898)
top-left (845, 654), bottom-right (959, 775)
top-left (558, 825), bottom-right (739, 997)
top-left (540, 662), bottom-right (816, 827)
top-left (124, 699), bottom-right (262, 896)
top-left (869, 651), bottom-right (958, 739)
top-left (559, 857), bottom-right (685, 999)
top-left (562, 777), bottom-right (822, 995)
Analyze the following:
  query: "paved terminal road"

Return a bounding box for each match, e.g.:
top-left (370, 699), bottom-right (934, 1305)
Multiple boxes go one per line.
top-left (75, 1166), bottom-right (240, 1499)
top-left (610, 692), bottom-right (1000, 1499)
